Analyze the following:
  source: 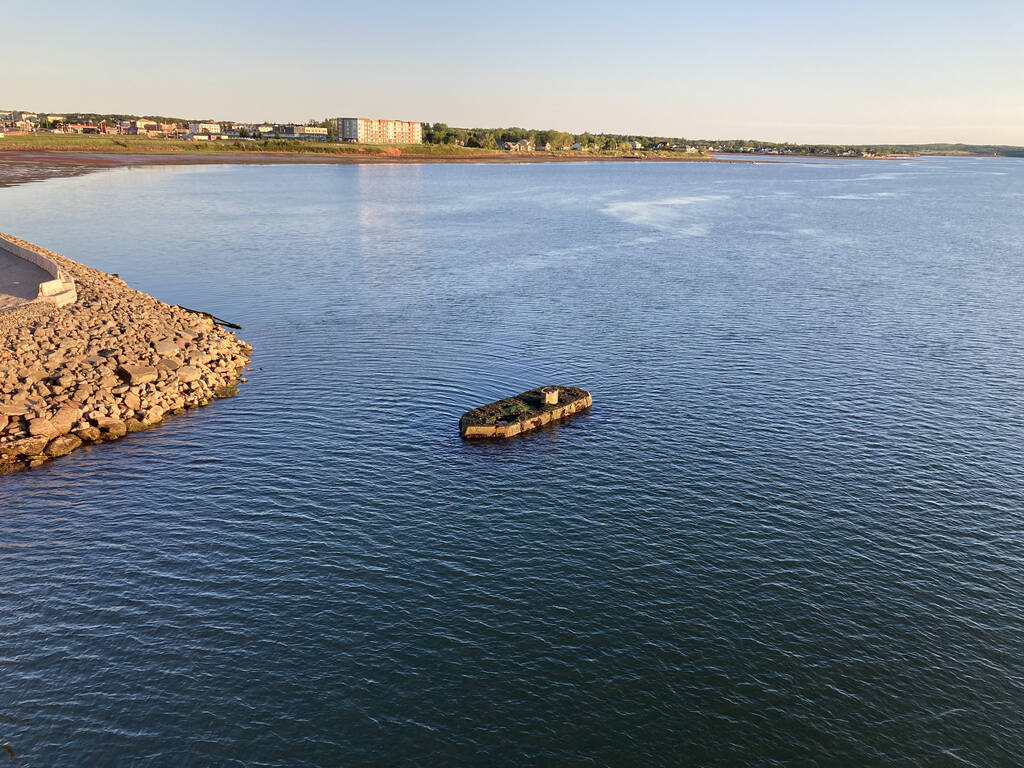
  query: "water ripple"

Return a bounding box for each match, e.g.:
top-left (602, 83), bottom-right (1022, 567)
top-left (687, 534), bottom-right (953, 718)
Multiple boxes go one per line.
top-left (2, 157), bottom-right (1024, 766)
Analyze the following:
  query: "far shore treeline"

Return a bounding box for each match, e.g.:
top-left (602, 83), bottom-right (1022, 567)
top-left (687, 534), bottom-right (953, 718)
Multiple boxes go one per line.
top-left (4, 110), bottom-right (1023, 157)
top-left (420, 123), bottom-right (1024, 158)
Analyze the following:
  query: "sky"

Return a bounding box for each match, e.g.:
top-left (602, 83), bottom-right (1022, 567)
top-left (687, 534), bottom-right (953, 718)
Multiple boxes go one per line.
top-left (4, 0), bottom-right (1022, 145)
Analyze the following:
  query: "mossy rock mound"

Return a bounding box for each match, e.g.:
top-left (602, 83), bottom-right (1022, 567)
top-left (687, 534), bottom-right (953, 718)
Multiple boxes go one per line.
top-left (460, 386), bottom-right (592, 439)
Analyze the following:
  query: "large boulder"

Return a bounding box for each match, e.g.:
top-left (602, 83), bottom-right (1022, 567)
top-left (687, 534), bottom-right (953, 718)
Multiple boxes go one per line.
top-left (1, 435), bottom-right (49, 458)
top-left (152, 339), bottom-right (178, 357)
top-left (28, 417), bottom-right (61, 439)
top-left (75, 426), bottom-right (103, 443)
top-left (176, 365), bottom-right (202, 383)
top-left (116, 365), bottom-right (158, 386)
top-left (45, 434), bottom-right (83, 457)
top-left (94, 416), bottom-right (127, 439)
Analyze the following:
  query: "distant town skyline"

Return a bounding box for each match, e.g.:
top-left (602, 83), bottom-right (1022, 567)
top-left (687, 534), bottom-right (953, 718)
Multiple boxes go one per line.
top-left (6, 0), bottom-right (1022, 146)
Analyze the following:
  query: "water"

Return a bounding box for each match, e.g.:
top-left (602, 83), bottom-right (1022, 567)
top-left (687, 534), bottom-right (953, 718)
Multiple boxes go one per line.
top-left (3, 157), bottom-right (1024, 766)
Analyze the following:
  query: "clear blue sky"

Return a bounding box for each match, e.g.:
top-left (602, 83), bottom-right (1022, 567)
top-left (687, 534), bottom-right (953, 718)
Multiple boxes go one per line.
top-left (5, 0), bottom-right (1022, 144)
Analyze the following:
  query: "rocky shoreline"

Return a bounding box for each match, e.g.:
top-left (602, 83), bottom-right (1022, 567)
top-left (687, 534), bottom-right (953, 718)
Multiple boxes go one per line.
top-left (0, 233), bottom-right (251, 473)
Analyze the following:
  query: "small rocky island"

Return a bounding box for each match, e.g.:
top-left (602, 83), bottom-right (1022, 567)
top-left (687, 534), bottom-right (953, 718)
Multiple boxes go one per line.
top-left (0, 233), bottom-right (251, 473)
top-left (460, 386), bottom-right (592, 439)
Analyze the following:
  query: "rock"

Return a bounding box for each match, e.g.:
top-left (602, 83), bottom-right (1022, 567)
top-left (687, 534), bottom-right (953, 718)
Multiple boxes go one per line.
top-left (28, 417), bottom-right (61, 439)
top-left (156, 357), bottom-right (182, 371)
top-left (45, 434), bottom-right (82, 457)
top-left (75, 426), bottom-right (102, 443)
top-left (94, 416), bottom-right (127, 439)
top-left (50, 405), bottom-right (81, 433)
top-left (153, 339), bottom-right (178, 356)
top-left (1, 435), bottom-right (49, 458)
top-left (214, 384), bottom-right (239, 399)
top-left (176, 365), bottom-right (202, 383)
top-left (116, 365), bottom-right (158, 385)
top-left (125, 419), bottom-right (148, 433)
top-left (123, 391), bottom-right (142, 411)
top-left (25, 365), bottom-right (48, 382)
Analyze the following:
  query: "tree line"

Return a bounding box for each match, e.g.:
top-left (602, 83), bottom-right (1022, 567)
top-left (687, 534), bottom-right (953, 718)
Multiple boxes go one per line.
top-left (419, 123), bottom-right (1024, 157)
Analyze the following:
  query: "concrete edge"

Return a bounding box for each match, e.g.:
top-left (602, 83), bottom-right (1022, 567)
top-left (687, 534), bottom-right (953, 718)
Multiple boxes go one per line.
top-left (0, 234), bottom-right (77, 307)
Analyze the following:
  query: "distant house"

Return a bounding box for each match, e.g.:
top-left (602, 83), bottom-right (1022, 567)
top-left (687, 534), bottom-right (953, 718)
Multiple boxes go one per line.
top-left (185, 122), bottom-right (226, 140)
top-left (537, 141), bottom-right (552, 151)
top-left (188, 122), bottom-right (222, 135)
top-left (504, 138), bottom-right (534, 151)
top-left (128, 119), bottom-right (159, 136)
top-left (65, 124), bottom-right (100, 134)
top-left (570, 142), bottom-right (584, 151)
top-left (275, 124), bottom-right (329, 141)
top-left (630, 140), bottom-right (643, 150)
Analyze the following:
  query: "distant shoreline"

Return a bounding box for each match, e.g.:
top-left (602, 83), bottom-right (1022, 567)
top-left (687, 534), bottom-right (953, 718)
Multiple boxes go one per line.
top-left (0, 146), bottom-right (1007, 192)
top-left (0, 133), bottom-right (722, 165)
top-left (0, 148), bottom-right (719, 166)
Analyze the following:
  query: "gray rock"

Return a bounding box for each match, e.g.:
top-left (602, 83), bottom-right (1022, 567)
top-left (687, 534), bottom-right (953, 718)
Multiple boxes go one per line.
top-left (153, 339), bottom-right (178, 356)
top-left (116, 365), bottom-right (158, 385)
top-left (45, 434), bottom-right (82, 457)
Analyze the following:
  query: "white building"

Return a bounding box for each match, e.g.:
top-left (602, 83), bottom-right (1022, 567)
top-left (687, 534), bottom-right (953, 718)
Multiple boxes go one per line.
top-left (188, 122), bottom-right (222, 135)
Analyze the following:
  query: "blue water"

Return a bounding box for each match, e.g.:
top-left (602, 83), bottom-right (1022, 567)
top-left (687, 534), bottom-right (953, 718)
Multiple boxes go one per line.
top-left (3, 157), bottom-right (1024, 766)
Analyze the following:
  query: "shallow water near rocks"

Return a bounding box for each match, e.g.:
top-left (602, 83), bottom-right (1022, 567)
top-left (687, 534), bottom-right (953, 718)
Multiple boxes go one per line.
top-left (2, 157), bottom-right (1024, 766)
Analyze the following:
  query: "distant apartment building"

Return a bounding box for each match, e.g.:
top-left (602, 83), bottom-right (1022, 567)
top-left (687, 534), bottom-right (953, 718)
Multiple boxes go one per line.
top-left (336, 117), bottom-right (422, 144)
